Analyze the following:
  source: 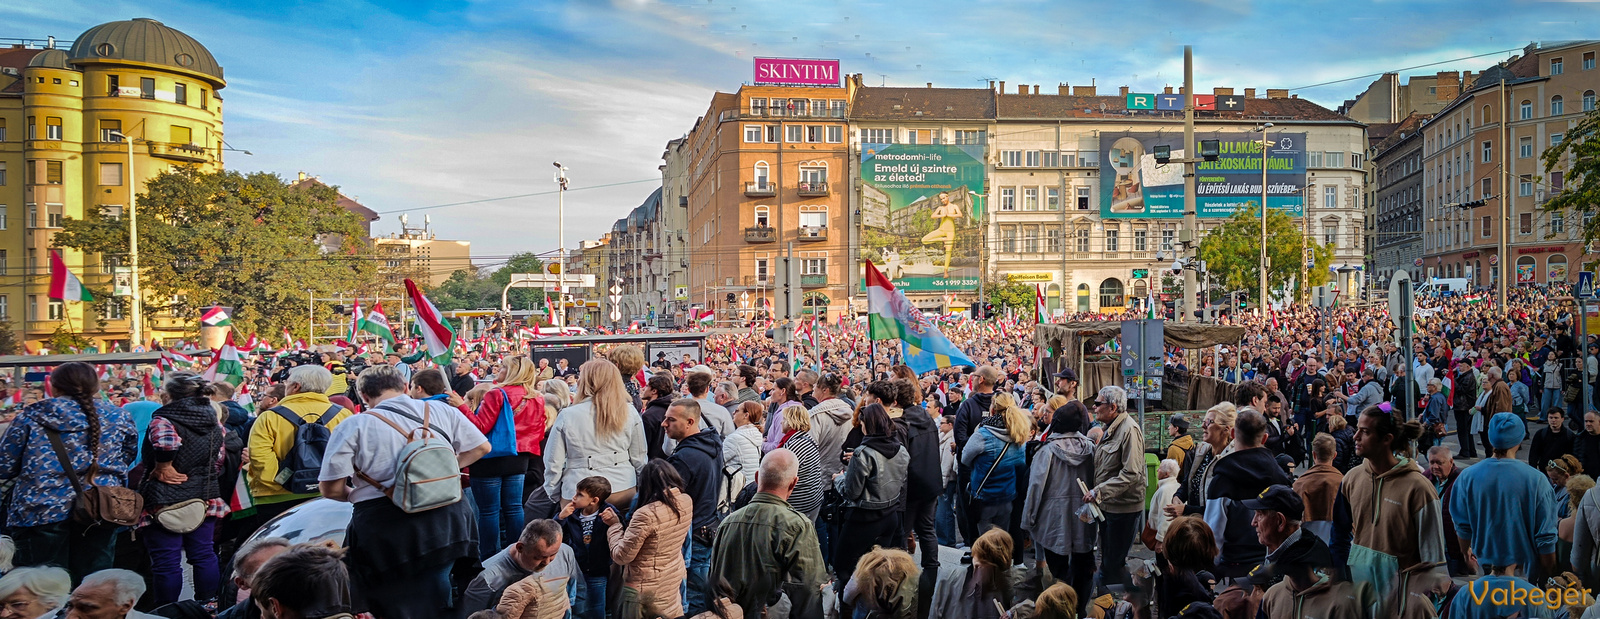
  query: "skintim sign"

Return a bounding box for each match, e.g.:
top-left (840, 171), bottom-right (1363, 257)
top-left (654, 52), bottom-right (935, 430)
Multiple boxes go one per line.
top-left (754, 58), bottom-right (841, 86)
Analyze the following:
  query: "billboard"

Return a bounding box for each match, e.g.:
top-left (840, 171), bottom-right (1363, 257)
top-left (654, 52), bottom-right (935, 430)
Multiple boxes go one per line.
top-left (753, 58), bottom-right (841, 86)
top-left (1100, 132), bottom-right (1307, 219)
top-left (860, 144), bottom-right (987, 292)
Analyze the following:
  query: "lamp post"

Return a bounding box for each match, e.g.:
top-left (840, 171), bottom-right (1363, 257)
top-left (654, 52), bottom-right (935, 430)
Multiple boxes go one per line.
top-left (1254, 123), bottom-right (1275, 314)
top-left (553, 163), bottom-right (569, 329)
top-left (108, 131), bottom-right (142, 348)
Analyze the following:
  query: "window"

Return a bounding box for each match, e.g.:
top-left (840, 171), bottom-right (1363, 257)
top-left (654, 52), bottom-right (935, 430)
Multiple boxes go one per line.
top-left (829, 100), bottom-right (845, 118)
top-left (26, 295), bottom-right (36, 321)
top-left (99, 162), bottom-right (122, 186)
top-left (798, 209), bottom-right (826, 228)
top-left (101, 301), bottom-right (123, 320)
top-left (999, 187), bottom-right (1015, 211)
top-left (1022, 187), bottom-right (1038, 211)
top-left (798, 165), bottom-right (826, 183)
top-left (1482, 140), bottom-right (1492, 163)
top-left (1076, 187), bottom-right (1090, 210)
top-left (1105, 229), bottom-right (1119, 252)
top-left (101, 119), bottom-right (122, 142)
top-left (765, 125), bottom-right (779, 143)
top-left (1482, 177), bottom-right (1492, 198)
top-left (1553, 212), bottom-right (1565, 234)
top-left (0, 205), bottom-right (5, 230)
top-left (1307, 151), bottom-right (1323, 168)
top-left (793, 99), bottom-right (810, 117)
top-left (905, 129), bottom-right (930, 144)
top-left (1586, 52), bottom-right (1596, 70)
top-left (107, 74), bottom-right (119, 96)
top-left (770, 98), bottom-right (787, 116)
top-left (1099, 279), bottom-right (1125, 308)
top-left (1324, 152), bottom-right (1343, 168)
top-left (1023, 226), bottom-right (1039, 253)
top-left (1046, 188), bottom-right (1060, 210)
top-left (1552, 171), bottom-right (1564, 190)
top-left (1520, 100), bottom-right (1533, 120)
top-left (802, 258), bottom-right (826, 275)
top-left (805, 126), bottom-right (822, 143)
top-left (0, 162), bottom-right (5, 186)
top-left (786, 125), bottom-right (802, 143)
top-left (865, 128), bottom-right (893, 144)
top-left (1000, 150), bottom-right (1022, 167)
top-left (810, 100), bottom-right (826, 117)
top-left (101, 205), bottom-right (122, 221)
top-left (45, 117), bottom-right (61, 140)
top-left (140, 77), bottom-right (155, 100)
top-left (750, 98), bottom-right (766, 115)
top-left (1586, 91), bottom-right (1597, 112)
top-left (0, 118), bottom-right (5, 142)
top-left (1134, 229), bottom-right (1147, 252)
top-left (755, 258), bottom-right (769, 282)
top-left (174, 83), bottom-right (187, 105)
top-left (1552, 96), bottom-right (1564, 116)
top-left (1161, 228), bottom-right (1175, 251)
top-left (46, 161), bottom-right (62, 184)
top-left (46, 205), bottom-right (61, 228)
top-left (1323, 186), bottom-right (1337, 209)
top-left (1520, 212), bottom-right (1533, 234)
top-left (48, 300), bottom-right (62, 321)
top-left (954, 130), bottom-right (983, 145)
top-left (753, 162), bottom-right (769, 187)
top-left (1520, 136), bottom-right (1533, 158)
top-left (1483, 104), bottom-right (1492, 125)
top-left (1042, 151), bottom-right (1058, 167)
top-left (1046, 228), bottom-right (1063, 252)
top-left (1026, 151), bottom-right (1040, 167)
top-left (1323, 223), bottom-right (1336, 245)
top-left (1076, 229), bottom-right (1090, 252)
top-left (1552, 133), bottom-right (1564, 147)
top-left (1551, 58), bottom-right (1564, 75)
top-left (826, 126), bottom-right (842, 143)
top-left (26, 204), bottom-right (35, 228)
top-left (1001, 226), bottom-right (1016, 252)
top-left (744, 125), bottom-right (761, 143)
top-left (1060, 152), bottom-right (1077, 167)
top-left (1482, 216), bottom-right (1492, 237)
top-left (0, 295), bottom-right (7, 321)
top-left (1519, 174), bottom-right (1534, 197)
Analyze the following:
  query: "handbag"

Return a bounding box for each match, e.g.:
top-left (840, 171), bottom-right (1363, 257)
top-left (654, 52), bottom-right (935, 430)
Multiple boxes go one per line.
top-left (484, 388), bottom-right (522, 458)
top-left (153, 498), bottom-right (208, 534)
top-left (43, 427), bottom-right (143, 527)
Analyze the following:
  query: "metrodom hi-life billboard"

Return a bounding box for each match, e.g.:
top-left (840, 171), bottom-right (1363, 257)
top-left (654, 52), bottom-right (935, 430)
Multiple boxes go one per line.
top-left (860, 144), bottom-right (988, 293)
top-left (1099, 132), bottom-right (1307, 219)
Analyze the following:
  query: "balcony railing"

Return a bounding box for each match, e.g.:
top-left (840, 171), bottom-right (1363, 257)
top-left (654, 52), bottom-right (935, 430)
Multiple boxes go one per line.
top-left (796, 180), bottom-right (829, 196)
top-left (147, 141), bottom-right (210, 163)
top-left (744, 275), bottom-right (771, 287)
top-left (800, 274), bottom-right (827, 287)
top-left (744, 226), bottom-right (776, 243)
top-left (745, 182), bottom-right (775, 198)
top-left (798, 225), bottom-right (828, 241)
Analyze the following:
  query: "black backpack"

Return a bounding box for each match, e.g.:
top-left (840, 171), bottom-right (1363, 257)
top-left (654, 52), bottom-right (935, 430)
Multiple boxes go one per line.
top-left (272, 404), bottom-right (341, 494)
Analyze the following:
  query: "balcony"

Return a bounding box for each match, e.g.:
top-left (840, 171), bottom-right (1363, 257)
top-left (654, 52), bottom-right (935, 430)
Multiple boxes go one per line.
top-left (798, 225), bottom-right (828, 241)
top-left (796, 180), bottom-right (829, 197)
top-left (744, 275), bottom-right (771, 287)
top-left (744, 182), bottom-right (775, 198)
top-left (147, 141), bottom-right (210, 163)
top-left (744, 226), bottom-right (776, 243)
top-left (801, 274), bottom-right (827, 287)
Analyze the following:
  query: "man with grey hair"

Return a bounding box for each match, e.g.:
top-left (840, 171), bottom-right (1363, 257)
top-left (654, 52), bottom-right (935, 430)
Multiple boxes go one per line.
top-left (0, 566), bottom-right (70, 617)
top-left (1084, 384), bottom-right (1144, 588)
top-left (70, 569), bottom-right (157, 618)
top-left (714, 381), bottom-right (739, 408)
top-left (710, 449), bottom-right (827, 619)
top-left (216, 537), bottom-right (291, 619)
top-left (246, 364), bottom-right (353, 524)
top-left (461, 520), bottom-right (579, 615)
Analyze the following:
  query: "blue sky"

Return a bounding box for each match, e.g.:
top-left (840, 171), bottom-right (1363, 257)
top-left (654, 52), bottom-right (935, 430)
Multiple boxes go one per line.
top-left (5, 0), bottom-right (1592, 267)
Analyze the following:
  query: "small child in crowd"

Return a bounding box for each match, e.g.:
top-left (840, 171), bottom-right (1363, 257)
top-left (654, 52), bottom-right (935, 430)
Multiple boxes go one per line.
top-left (560, 476), bottom-right (619, 619)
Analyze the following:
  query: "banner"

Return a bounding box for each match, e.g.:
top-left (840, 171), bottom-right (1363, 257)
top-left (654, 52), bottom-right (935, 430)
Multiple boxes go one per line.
top-left (1100, 132), bottom-right (1307, 219)
top-left (860, 144), bottom-right (987, 292)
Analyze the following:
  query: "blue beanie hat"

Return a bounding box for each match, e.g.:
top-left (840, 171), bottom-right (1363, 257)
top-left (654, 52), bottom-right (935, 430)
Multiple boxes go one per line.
top-left (1488, 412), bottom-right (1526, 449)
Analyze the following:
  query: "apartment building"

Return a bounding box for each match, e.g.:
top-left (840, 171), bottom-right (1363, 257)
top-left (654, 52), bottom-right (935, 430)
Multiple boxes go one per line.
top-left (1368, 113), bottom-right (1428, 282)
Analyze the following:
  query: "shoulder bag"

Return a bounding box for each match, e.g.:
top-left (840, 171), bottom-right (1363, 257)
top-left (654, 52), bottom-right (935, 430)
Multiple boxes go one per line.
top-left (43, 427), bottom-right (143, 527)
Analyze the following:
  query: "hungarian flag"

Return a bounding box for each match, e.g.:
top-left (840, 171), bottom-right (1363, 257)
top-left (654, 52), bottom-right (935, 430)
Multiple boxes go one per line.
top-left (1035, 284), bottom-right (1047, 324)
top-left (240, 333), bottom-right (260, 353)
top-left (404, 278), bottom-right (456, 363)
top-left (200, 306), bottom-right (231, 327)
top-left (349, 299), bottom-right (365, 341)
top-left (696, 309), bottom-right (715, 328)
top-left (48, 250), bottom-right (94, 301)
top-left (864, 261), bottom-right (975, 374)
top-left (201, 331), bottom-right (245, 387)
top-left (361, 302), bottom-right (397, 346)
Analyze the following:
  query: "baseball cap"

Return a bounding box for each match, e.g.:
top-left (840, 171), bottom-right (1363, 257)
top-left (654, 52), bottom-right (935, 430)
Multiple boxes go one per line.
top-left (1053, 367), bottom-right (1078, 382)
top-left (1240, 485), bottom-right (1303, 520)
top-left (687, 364), bottom-right (715, 376)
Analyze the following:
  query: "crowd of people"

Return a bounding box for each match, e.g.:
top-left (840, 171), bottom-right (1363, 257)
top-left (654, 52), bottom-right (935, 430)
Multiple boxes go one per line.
top-left (0, 283), bottom-right (1593, 619)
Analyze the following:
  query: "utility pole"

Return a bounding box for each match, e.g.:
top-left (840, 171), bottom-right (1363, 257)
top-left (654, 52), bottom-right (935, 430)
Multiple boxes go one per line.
top-left (784, 242), bottom-right (796, 370)
top-left (554, 163), bottom-right (569, 329)
top-left (110, 131), bottom-right (144, 347)
top-left (1181, 46), bottom-right (1197, 324)
top-left (1498, 78), bottom-right (1510, 313)
top-left (1256, 122), bottom-right (1275, 315)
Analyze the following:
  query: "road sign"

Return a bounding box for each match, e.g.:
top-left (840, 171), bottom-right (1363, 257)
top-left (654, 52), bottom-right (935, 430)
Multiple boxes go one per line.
top-left (1388, 270), bottom-right (1412, 322)
top-left (1579, 271), bottom-right (1596, 298)
top-left (1312, 286), bottom-right (1336, 309)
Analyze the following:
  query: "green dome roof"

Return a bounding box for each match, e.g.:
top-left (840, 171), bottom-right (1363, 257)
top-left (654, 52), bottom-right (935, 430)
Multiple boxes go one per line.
top-left (69, 18), bottom-right (223, 84)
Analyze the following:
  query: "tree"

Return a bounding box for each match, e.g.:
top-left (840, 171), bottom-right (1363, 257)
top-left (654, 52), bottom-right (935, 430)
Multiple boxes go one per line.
top-left (986, 276), bottom-right (1037, 314)
top-left (429, 253), bottom-right (548, 313)
top-left (1197, 205), bottom-right (1334, 304)
top-left (44, 326), bottom-right (94, 353)
top-left (1542, 105), bottom-right (1600, 248)
top-left (0, 321), bottom-right (21, 356)
top-left (52, 168), bottom-right (375, 337)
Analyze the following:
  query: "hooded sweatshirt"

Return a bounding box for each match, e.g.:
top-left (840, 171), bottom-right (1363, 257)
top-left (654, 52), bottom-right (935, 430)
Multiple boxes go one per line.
top-left (954, 390), bottom-right (995, 449)
top-left (1205, 446), bottom-right (1292, 572)
top-left (1335, 456), bottom-right (1447, 610)
top-left (894, 403), bottom-right (944, 503)
top-left (807, 398), bottom-right (854, 479)
top-left (1260, 574), bottom-right (1364, 619)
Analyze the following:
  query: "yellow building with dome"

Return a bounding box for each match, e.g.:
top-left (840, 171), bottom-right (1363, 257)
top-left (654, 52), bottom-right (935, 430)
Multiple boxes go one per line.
top-left (0, 18), bottom-right (227, 351)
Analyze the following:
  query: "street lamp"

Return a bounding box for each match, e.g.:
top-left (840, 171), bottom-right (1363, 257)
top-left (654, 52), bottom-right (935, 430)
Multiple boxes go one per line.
top-left (1254, 122), bottom-right (1275, 314)
top-left (552, 162), bottom-right (569, 328)
top-left (107, 131), bottom-right (144, 348)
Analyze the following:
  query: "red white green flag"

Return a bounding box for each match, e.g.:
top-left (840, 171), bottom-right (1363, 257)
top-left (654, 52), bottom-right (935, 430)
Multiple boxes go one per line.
top-left (48, 250), bottom-right (94, 301)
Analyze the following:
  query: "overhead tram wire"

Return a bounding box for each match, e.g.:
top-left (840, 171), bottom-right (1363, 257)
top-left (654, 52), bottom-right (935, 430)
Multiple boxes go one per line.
top-left (1286, 47), bottom-right (1523, 91)
top-left (376, 177), bottom-right (668, 215)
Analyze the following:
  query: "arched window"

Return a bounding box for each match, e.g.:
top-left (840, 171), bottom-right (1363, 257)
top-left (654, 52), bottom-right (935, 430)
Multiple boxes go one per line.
top-left (1132, 279), bottom-right (1148, 300)
top-left (754, 205), bottom-right (770, 227)
top-left (1099, 278), bottom-right (1125, 308)
top-left (753, 162), bottom-right (770, 188)
top-left (1046, 283), bottom-right (1061, 313)
top-left (1548, 253), bottom-right (1568, 282)
top-left (1551, 95), bottom-right (1564, 116)
top-left (1585, 90), bottom-right (1596, 113)
top-left (1517, 255), bottom-right (1536, 284)
top-left (1076, 283), bottom-right (1091, 313)
top-left (1520, 100), bottom-right (1533, 120)
top-left (1483, 105), bottom-right (1492, 125)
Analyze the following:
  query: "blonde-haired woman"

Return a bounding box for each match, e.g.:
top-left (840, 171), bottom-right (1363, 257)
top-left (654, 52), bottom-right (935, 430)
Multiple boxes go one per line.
top-left (771, 403), bottom-right (826, 518)
top-left (1166, 402), bottom-right (1237, 521)
top-left (960, 392), bottom-right (1031, 535)
top-left (464, 355), bottom-right (550, 559)
top-left (544, 358), bottom-right (647, 510)
top-left (539, 378), bottom-right (571, 413)
top-left (842, 547), bottom-right (919, 619)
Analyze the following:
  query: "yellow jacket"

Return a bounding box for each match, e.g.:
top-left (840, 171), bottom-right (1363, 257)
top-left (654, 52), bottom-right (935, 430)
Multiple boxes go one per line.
top-left (324, 361), bottom-right (349, 396)
top-left (246, 391), bottom-right (352, 503)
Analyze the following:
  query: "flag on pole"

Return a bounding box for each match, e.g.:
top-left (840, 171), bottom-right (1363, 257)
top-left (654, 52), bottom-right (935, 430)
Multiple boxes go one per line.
top-left (349, 299), bottom-right (365, 340)
top-left (201, 331), bottom-right (245, 387)
top-left (360, 302), bottom-right (397, 346)
top-left (695, 309), bottom-right (715, 328)
top-left (240, 333), bottom-right (260, 353)
top-left (200, 306), bottom-right (231, 327)
top-left (864, 261), bottom-right (975, 374)
top-left (47, 250), bottom-right (94, 301)
top-left (1035, 284), bottom-right (1047, 324)
top-left (404, 279), bottom-right (456, 363)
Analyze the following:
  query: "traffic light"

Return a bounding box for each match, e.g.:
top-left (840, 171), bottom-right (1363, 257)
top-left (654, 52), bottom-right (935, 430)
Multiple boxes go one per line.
top-left (1236, 293), bottom-right (1247, 309)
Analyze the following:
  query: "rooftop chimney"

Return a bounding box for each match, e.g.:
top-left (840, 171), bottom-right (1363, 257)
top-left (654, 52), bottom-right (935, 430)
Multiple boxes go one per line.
top-left (1245, 88), bottom-right (1256, 98)
top-left (1164, 86), bottom-right (1174, 94)
top-left (1017, 84), bottom-right (1027, 94)
top-left (1266, 89), bottom-right (1289, 99)
top-left (999, 81), bottom-right (1005, 93)
top-left (1058, 83), bottom-right (1070, 95)
top-left (1072, 85), bottom-right (1096, 96)
top-left (1213, 87), bottom-right (1234, 96)
top-left (297, 171), bottom-right (307, 181)
top-left (927, 82), bottom-right (933, 88)
top-left (1033, 85), bottom-right (1040, 95)
top-left (989, 80), bottom-right (996, 90)
top-left (1119, 86), bottom-right (1130, 96)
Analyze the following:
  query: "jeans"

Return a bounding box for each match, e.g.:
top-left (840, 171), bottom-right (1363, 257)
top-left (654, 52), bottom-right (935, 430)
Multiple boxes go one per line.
top-left (575, 575), bottom-right (608, 619)
top-left (904, 498), bottom-right (940, 619)
top-left (1099, 511), bottom-right (1140, 588)
top-left (1543, 388), bottom-right (1564, 420)
top-left (471, 474), bottom-right (526, 559)
top-left (12, 519), bottom-right (117, 584)
top-left (357, 562), bottom-right (453, 619)
top-left (684, 538), bottom-right (713, 616)
top-left (935, 484), bottom-right (959, 546)
top-left (970, 500), bottom-right (1012, 539)
top-left (144, 517), bottom-right (221, 605)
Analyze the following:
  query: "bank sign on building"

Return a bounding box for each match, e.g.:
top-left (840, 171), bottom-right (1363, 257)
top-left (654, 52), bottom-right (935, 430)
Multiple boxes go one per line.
top-left (1099, 132), bottom-right (1308, 218)
top-left (859, 144), bottom-right (988, 292)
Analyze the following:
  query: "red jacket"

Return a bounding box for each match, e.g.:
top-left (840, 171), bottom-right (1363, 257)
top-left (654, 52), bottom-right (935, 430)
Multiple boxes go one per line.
top-left (468, 384), bottom-right (548, 456)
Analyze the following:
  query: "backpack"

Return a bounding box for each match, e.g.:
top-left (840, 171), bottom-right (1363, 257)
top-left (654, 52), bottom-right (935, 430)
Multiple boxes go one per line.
top-left (271, 404), bottom-right (342, 494)
top-left (355, 400), bottom-right (463, 514)
top-left (716, 431), bottom-right (758, 518)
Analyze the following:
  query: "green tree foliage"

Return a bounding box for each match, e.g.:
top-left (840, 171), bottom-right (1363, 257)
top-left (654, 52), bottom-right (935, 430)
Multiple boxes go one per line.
top-left (986, 275), bottom-right (1037, 314)
top-left (428, 253), bottom-right (548, 312)
top-left (51, 168), bottom-right (375, 337)
top-left (1541, 105), bottom-right (1600, 247)
top-left (0, 321), bottom-right (21, 355)
top-left (1197, 205), bottom-right (1333, 304)
top-left (44, 326), bottom-right (94, 353)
